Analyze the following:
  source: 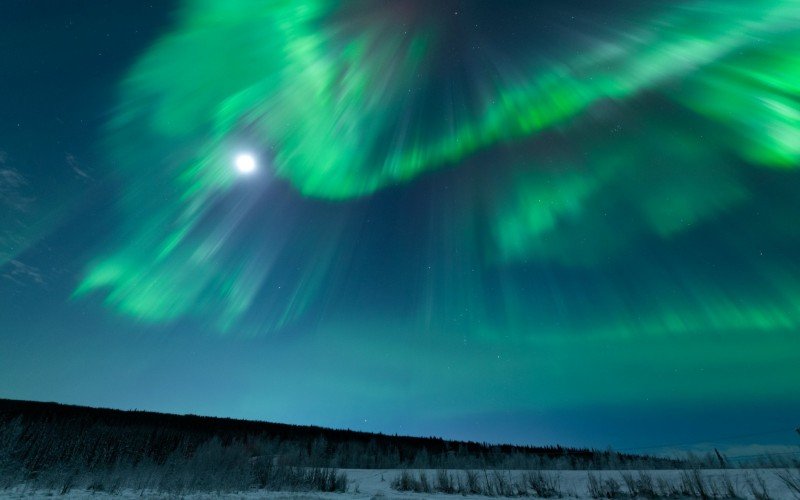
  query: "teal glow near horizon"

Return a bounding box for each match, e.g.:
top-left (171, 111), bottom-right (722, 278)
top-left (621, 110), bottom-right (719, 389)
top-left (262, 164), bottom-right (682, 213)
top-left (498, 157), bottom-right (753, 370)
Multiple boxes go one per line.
top-left (1, 0), bottom-right (799, 451)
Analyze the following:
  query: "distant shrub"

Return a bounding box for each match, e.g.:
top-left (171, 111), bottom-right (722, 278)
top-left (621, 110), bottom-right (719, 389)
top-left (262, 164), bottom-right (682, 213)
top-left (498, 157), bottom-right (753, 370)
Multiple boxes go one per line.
top-left (523, 470), bottom-right (562, 498)
top-left (435, 469), bottom-right (456, 493)
top-left (745, 471), bottom-right (771, 500)
top-left (776, 467), bottom-right (800, 497)
top-left (391, 469), bottom-right (562, 497)
top-left (587, 472), bottom-right (622, 498)
top-left (620, 471), bottom-right (657, 498)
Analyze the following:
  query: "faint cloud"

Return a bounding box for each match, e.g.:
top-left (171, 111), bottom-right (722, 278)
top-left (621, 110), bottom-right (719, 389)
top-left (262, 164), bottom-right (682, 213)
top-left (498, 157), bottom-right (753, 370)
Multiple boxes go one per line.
top-left (0, 151), bottom-right (35, 212)
top-left (2, 259), bottom-right (46, 287)
top-left (0, 169), bottom-right (26, 188)
top-left (66, 153), bottom-right (92, 180)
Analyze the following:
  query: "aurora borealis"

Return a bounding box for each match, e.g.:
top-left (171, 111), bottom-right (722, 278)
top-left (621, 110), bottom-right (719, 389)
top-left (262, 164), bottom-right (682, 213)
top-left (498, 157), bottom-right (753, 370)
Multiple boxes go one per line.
top-left (2, 0), bottom-right (800, 453)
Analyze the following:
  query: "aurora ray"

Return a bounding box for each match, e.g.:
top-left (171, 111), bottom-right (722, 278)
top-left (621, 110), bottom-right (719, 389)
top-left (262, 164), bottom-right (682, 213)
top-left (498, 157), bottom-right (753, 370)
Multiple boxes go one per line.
top-left (70, 0), bottom-right (800, 348)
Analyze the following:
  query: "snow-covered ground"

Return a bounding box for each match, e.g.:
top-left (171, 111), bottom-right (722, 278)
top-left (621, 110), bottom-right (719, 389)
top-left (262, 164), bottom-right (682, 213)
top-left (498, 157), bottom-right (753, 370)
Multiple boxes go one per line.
top-left (2, 468), bottom-right (798, 499)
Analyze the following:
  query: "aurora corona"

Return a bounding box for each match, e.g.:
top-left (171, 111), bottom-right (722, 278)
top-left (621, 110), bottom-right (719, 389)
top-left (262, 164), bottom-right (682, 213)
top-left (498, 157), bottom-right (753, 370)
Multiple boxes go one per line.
top-left (73, 0), bottom-right (800, 347)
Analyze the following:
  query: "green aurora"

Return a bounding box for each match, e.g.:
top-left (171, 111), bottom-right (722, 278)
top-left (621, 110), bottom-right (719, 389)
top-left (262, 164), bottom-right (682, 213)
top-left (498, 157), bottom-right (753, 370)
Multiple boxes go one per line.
top-left (76, 0), bottom-right (800, 337)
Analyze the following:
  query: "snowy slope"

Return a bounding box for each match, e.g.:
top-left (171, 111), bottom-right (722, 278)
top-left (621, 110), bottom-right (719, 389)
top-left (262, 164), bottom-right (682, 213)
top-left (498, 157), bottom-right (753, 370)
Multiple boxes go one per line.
top-left (2, 468), bottom-right (799, 499)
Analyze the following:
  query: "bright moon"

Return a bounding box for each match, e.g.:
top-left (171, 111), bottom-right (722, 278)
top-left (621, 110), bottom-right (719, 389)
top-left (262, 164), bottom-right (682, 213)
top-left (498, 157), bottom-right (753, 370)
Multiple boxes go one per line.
top-left (235, 153), bottom-right (257, 174)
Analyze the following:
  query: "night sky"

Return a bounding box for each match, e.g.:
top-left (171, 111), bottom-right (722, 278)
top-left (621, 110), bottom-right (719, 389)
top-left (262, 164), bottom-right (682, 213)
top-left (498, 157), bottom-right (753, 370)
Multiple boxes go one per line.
top-left (2, 0), bottom-right (800, 457)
